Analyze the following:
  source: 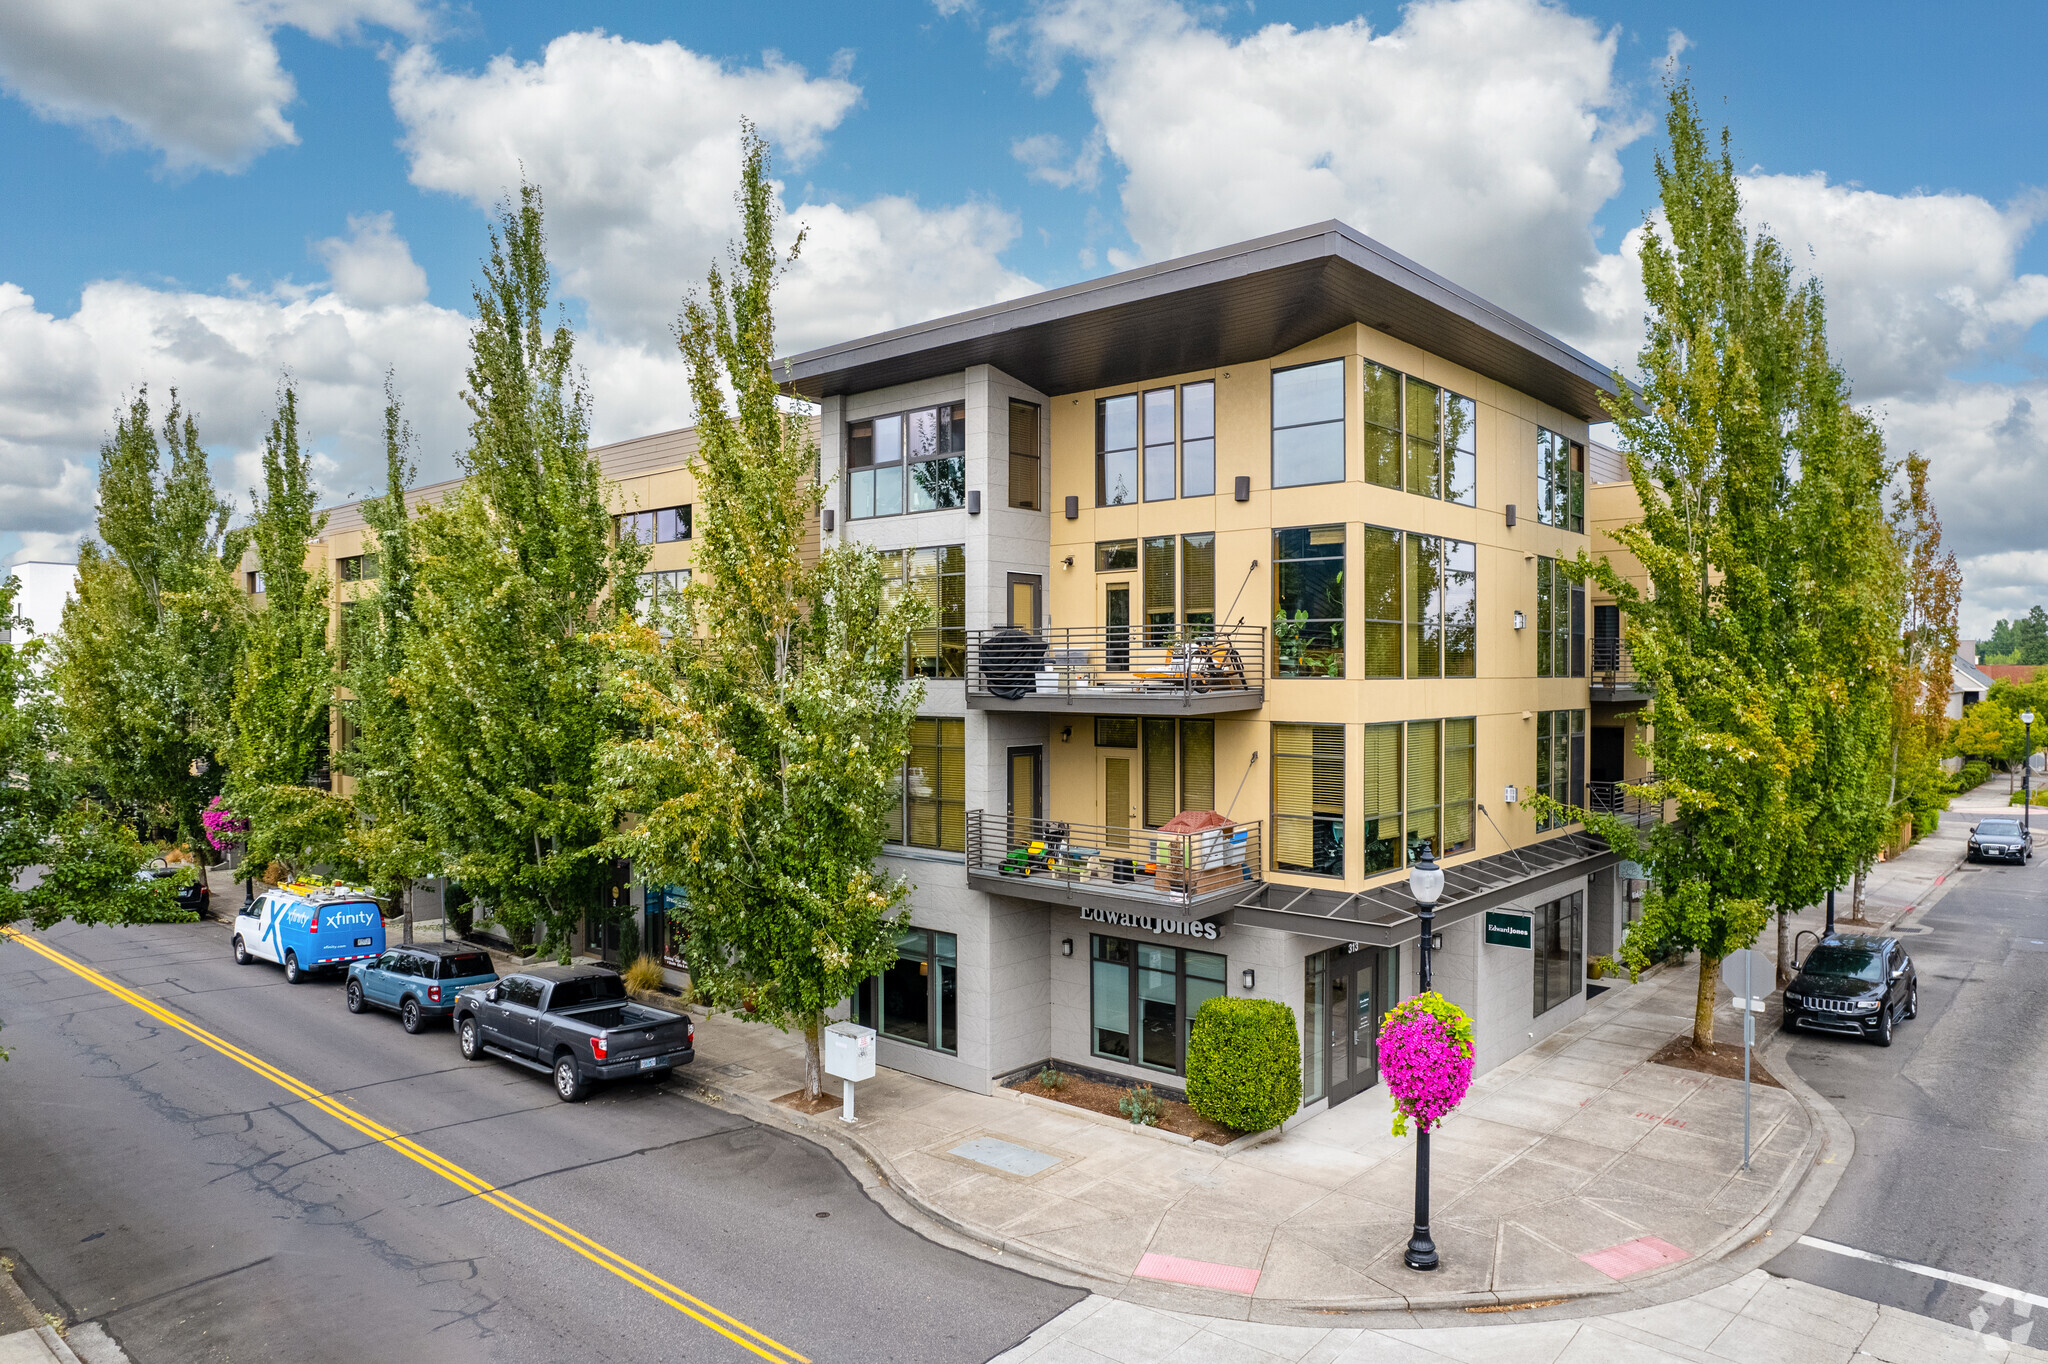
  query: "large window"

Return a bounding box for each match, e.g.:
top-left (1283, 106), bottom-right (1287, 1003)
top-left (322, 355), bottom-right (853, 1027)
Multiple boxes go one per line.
top-left (1143, 535), bottom-right (1176, 643)
top-left (1182, 381), bottom-right (1216, 498)
top-left (1360, 722), bottom-right (1402, 874)
top-left (1142, 718), bottom-right (1215, 826)
top-left (1091, 935), bottom-right (1227, 1074)
top-left (1272, 359), bottom-right (1345, 488)
top-left (1535, 709), bottom-right (1586, 831)
top-left (1008, 399), bottom-right (1040, 510)
top-left (1097, 393), bottom-right (1138, 506)
top-left (1274, 723), bottom-right (1344, 876)
top-left (337, 553), bottom-right (379, 582)
top-left (1362, 362), bottom-right (1476, 505)
top-left (888, 718), bottom-right (965, 852)
top-left (1274, 525), bottom-right (1344, 678)
top-left (1444, 717), bottom-right (1476, 858)
top-left (1358, 717), bottom-right (1475, 874)
top-left (1143, 388), bottom-right (1176, 501)
top-left (881, 546), bottom-right (965, 678)
top-left (634, 569), bottom-right (692, 630)
top-left (1532, 892), bottom-right (1583, 1017)
top-left (1406, 533), bottom-right (1476, 679)
top-left (1182, 533), bottom-right (1216, 628)
top-left (1536, 428), bottom-right (1586, 532)
top-left (1535, 556), bottom-right (1585, 678)
top-left (849, 404), bottom-right (965, 519)
top-left (858, 927), bottom-right (957, 1053)
top-left (616, 505), bottom-right (693, 544)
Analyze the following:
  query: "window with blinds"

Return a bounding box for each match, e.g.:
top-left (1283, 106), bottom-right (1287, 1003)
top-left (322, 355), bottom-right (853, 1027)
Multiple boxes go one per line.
top-left (1407, 718), bottom-right (1441, 863)
top-left (889, 717), bottom-right (965, 852)
top-left (895, 546), bottom-right (965, 679)
top-left (1444, 717), bottom-right (1475, 854)
top-left (1180, 719), bottom-right (1215, 814)
top-left (1273, 723), bottom-right (1344, 876)
top-left (1361, 526), bottom-right (1402, 677)
top-left (1143, 718), bottom-right (1216, 826)
top-left (1144, 535), bottom-right (1176, 644)
top-left (1008, 399), bottom-right (1040, 510)
top-left (1143, 718), bottom-right (1177, 828)
top-left (1360, 722), bottom-right (1402, 873)
top-left (1182, 533), bottom-right (1215, 627)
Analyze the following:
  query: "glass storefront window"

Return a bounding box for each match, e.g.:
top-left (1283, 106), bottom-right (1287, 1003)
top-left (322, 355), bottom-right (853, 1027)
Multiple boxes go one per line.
top-left (1091, 935), bottom-right (1228, 1075)
top-left (859, 927), bottom-right (957, 1054)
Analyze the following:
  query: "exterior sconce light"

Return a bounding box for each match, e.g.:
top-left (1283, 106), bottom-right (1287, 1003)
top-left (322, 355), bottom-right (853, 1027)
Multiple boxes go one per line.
top-left (1234, 475), bottom-right (1251, 502)
top-left (1061, 938), bottom-right (1074, 957)
top-left (1060, 725), bottom-right (1072, 742)
top-left (822, 509), bottom-right (835, 533)
top-left (1504, 784), bottom-right (1519, 803)
top-left (1505, 503), bottom-right (1517, 528)
top-left (1062, 555), bottom-right (1074, 569)
top-left (1241, 968), bottom-right (1255, 991)
top-left (967, 490), bottom-right (982, 515)
top-left (1064, 495), bottom-right (1079, 519)
top-left (1512, 610), bottom-right (1526, 630)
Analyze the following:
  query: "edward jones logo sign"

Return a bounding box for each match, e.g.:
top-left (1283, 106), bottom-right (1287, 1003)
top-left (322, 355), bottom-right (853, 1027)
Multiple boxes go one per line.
top-left (1080, 906), bottom-right (1221, 940)
top-left (1484, 911), bottom-right (1532, 948)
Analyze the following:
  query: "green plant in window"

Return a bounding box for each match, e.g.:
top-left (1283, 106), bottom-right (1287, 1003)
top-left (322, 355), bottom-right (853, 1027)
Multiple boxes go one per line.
top-left (1118, 1084), bottom-right (1163, 1126)
top-left (1273, 608), bottom-right (1308, 675)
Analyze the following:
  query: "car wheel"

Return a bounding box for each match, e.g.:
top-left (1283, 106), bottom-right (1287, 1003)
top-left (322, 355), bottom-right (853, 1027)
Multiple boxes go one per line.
top-left (283, 950), bottom-right (302, 984)
top-left (553, 1053), bottom-right (588, 1103)
top-left (401, 997), bottom-right (424, 1034)
top-left (346, 980), bottom-right (365, 1013)
top-left (1872, 1004), bottom-right (1894, 1047)
top-left (458, 1017), bottom-right (483, 1060)
top-left (233, 935), bottom-right (250, 966)
top-left (1905, 982), bottom-right (1918, 1020)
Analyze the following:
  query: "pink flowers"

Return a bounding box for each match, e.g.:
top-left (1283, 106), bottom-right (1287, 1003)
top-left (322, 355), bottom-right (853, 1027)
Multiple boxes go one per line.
top-left (1378, 991), bottom-right (1475, 1137)
top-left (201, 797), bottom-right (248, 851)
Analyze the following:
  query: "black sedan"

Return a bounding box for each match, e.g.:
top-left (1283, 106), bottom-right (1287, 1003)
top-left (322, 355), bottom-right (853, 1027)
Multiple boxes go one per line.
top-left (1782, 934), bottom-right (1917, 1047)
top-left (1967, 817), bottom-right (2031, 864)
top-left (136, 863), bottom-right (212, 918)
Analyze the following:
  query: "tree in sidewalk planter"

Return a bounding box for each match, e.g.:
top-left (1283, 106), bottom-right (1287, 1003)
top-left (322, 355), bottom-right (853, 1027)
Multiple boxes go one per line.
top-left (600, 126), bottom-right (931, 1102)
top-left (1378, 992), bottom-right (1474, 1137)
top-left (53, 388), bottom-right (247, 859)
top-left (1184, 997), bottom-right (1301, 1133)
top-left (403, 184), bottom-right (647, 959)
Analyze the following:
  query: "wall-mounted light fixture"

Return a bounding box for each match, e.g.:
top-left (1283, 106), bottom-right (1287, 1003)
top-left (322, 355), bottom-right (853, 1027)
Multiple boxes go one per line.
top-left (1060, 725), bottom-right (1072, 742)
top-left (1064, 495), bottom-right (1079, 520)
top-left (1504, 783), bottom-right (1519, 803)
top-left (1504, 503), bottom-right (1517, 528)
top-left (1513, 610), bottom-right (1526, 631)
top-left (967, 490), bottom-right (982, 515)
top-left (821, 509), bottom-right (835, 533)
top-left (1062, 555), bottom-right (1074, 569)
top-left (1234, 475), bottom-right (1251, 502)
top-left (1240, 968), bottom-right (1255, 991)
top-left (1061, 938), bottom-right (1074, 957)
top-left (1429, 931), bottom-right (1445, 952)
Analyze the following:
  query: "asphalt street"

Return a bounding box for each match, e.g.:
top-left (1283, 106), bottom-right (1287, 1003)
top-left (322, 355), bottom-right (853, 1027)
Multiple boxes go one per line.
top-left (1768, 829), bottom-right (2048, 1352)
top-left (0, 917), bottom-right (1082, 1363)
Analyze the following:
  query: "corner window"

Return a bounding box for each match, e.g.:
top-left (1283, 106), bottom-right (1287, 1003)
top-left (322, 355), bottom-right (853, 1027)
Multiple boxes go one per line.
top-left (1363, 362), bottom-right (1475, 506)
top-left (1272, 359), bottom-right (1345, 488)
top-left (1008, 400), bottom-right (1041, 510)
top-left (1274, 525), bottom-right (1344, 678)
top-left (1097, 393), bottom-right (1138, 506)
top-left (1532, 892), bottom-right (1583, 1016)
top-left (887, 718), bottom-right (964, 852)
top-left (1535, 709), bottom-right (1585, 831)
top-left (1536, 428), bottom-right (1586, 532)
top-left (616, 506), bottom-right (692, 543)
top-left (1090, 935), bottom-right (1227, 1074)
top-left (1406, 534), bottom-right (1475, 679)
top-left (882, 547), bottom-right (965, 678)
top-left (1360, 717), bottom-right (1475, 874)
top-left (858, 927), bottom-right (957, 1053)
top-left (849, 405), bottom-right (962, 519)
top-left (1273, 722), bottom-right (1343, 876)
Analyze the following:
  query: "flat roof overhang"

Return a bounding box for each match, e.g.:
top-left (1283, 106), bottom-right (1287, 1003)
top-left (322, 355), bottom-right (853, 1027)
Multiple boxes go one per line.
top-left (965, 869), bottom-right (1248, 915)
top-left (1223, 830), bottom-right (1618, 947)
top-left (780, 221), bottom-right (1623, 422)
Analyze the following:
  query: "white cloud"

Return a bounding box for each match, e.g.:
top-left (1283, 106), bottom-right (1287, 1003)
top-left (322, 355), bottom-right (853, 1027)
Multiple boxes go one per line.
top-left (314, 211), bottom-right (430, 308)
top-left (389, 31), bottom-right (1038, 354)
top-left (1012, 130), bottom-right (1104, 190)
top-left (0, 0), bottom-right (431, 172)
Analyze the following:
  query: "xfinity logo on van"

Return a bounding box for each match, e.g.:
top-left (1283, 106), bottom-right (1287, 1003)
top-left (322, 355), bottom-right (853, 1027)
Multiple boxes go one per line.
top-left (324, 907), bottom-right (379, 929)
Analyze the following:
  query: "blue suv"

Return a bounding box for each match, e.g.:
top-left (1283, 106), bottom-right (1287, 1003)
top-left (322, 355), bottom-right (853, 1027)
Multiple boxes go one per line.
top-left (346, 943), bottom-right (500, 1034)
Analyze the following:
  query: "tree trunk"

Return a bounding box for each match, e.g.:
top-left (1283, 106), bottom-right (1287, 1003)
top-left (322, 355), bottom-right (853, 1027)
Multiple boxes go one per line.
top-left (1693, 951), bottom-right (1720, 1052)
top-left (400, 878), bottom-right (414, 945)
top-left (1851, 869), bottom-right (1867, 924)
top-left (803, 1015), bottom-right (824, 1101)
top-left (1775, 909), bottom-right (1790, 988)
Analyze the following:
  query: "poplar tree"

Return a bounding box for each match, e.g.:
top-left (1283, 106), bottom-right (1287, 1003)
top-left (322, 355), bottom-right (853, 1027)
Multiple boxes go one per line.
top-left (601, 127), bottom-right (929, 1100)
top-left (404, 184), bottom-right (645, 955)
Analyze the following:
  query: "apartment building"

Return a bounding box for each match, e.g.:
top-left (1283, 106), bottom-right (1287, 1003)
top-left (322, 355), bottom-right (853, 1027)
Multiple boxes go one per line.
top-left (787, 222), bottom-right (1629, 1113)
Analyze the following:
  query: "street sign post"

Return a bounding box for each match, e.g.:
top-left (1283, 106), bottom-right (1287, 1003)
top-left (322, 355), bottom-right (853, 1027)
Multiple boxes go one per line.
top-left (1719, 948), bottom-right (1770, 1172)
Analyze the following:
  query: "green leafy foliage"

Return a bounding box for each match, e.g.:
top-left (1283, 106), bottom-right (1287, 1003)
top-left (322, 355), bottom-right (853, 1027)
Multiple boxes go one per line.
top-left (16, 807), bottom-right (194, 931)
top-left (601, 126), bottom-right (929, 1098)
top-left (1117, 1084), bottom-right (1164, 1127)
top-left (0, 576), bottom-right (70, 918)
top-left (1981, 607), bottom-right (2048, 665)
top-left (1184, 996), bottom-right (1302, 1133)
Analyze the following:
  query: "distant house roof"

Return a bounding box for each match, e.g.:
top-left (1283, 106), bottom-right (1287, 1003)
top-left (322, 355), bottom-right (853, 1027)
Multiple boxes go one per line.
top-left (778, 220), bottom-right (1623, 421)
top-left (1979, 663), bottom-right (2042, 685)
top-left (1954, 657), bottom-right (1997, 692)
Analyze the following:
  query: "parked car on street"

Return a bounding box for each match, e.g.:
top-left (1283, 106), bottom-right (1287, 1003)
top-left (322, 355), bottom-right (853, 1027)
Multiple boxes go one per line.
top-left (231, 882), bottom-right (385, 983)
top-left (453, 964), bottom-right (694, 1102)
top-left (346, 943), bottom-right (499, 1033)
top-left (136, 862), bottom-right (211, 918)
top-left (1782, 934), bottom-right (1917, 1047)
top-left (1967, 817), bottom-right (2031, 864)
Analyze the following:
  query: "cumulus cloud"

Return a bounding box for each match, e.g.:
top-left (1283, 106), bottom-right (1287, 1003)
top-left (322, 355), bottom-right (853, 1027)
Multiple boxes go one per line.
top-left (389, 32), bottom-right (1038, 354)
top-left (1012, 130), bottom-right (1104, 190)
top-left (314, 211), bottom-right (431, 309)
top-left (0, 0), bottom-right (431, 172)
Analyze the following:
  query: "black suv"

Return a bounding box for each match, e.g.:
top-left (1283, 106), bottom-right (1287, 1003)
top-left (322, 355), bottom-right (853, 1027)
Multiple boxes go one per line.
top-left (1782, 934), bottom-right (1917, 1046)
top-left (136, 863), bottom-right (212, 918)
top-left (1967, 818), bottom-right (2031, 865)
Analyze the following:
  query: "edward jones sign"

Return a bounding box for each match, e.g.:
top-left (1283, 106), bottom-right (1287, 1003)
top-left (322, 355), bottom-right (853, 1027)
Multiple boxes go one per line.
top-left (1079, 906), bottom-right (1222, 940)
top-left (1484, 911), bottom-right (1532, 948)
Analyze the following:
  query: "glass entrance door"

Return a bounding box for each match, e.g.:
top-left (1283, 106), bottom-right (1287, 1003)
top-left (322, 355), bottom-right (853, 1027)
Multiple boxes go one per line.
top-left (1327, 947), bottom-right (1382, 1106)
top-left (1105, 583), bottom-right (1130, 672)
top-left (1008, 747), bottom-right (1042, 846)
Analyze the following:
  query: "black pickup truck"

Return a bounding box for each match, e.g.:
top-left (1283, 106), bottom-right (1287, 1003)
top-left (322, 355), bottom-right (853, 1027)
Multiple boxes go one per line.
top-left (453, 964), bottom-right (694, 1102)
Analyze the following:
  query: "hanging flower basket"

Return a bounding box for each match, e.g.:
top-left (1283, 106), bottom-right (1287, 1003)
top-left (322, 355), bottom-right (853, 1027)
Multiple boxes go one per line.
top-left (201, 797), bottom-right (249, 852)
top-left (1377, 991), bottom-right (1475, 1137)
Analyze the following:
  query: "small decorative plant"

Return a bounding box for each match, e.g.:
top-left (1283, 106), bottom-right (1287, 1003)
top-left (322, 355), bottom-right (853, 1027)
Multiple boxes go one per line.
top-left (200, 797), bottom-right (248, 852)
top-left (622, 956), bottom-right (666, 994)
top-left (1037, 1064), bottom-right (1068, 1092)
top-left (1118, 1084), bottom-right (1163, 1127)
top-left (1377, 991), bottom-right (1475, 1138)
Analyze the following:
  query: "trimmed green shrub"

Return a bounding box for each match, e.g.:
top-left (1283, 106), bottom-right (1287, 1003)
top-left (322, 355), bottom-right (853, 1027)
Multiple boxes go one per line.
top-left (617, 912), bottom-right (642, 967)
top-left (1184, 996), bottom-right (1301, 1133)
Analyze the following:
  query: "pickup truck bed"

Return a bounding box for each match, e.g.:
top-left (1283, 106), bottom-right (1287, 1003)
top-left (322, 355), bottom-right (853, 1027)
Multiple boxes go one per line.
top-left (454, 965), bottom-right (695, 1101)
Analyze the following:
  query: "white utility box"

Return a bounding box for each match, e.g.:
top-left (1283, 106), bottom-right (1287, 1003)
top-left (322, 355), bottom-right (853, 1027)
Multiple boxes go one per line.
top-left (824, 1021), bottom-right (876, 1124)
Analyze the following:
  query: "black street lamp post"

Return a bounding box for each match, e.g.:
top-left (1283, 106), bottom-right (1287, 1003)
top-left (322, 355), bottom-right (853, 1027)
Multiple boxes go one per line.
top-left (1404, 840), bottom-right (1445, 1273)
top-left (2025, 710), bottom-right (2036, 841)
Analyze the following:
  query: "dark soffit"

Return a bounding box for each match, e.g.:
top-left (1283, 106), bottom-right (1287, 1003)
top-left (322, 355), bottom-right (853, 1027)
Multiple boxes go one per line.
top-left (779, 221), bottom-right (1623, 422)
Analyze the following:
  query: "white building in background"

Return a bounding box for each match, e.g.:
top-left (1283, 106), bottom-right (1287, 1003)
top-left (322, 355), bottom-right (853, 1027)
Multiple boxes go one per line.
top-left (2, 561), bottom-right (78, 651)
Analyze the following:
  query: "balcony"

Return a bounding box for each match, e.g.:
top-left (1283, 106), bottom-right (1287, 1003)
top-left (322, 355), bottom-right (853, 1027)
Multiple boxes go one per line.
top-left (1588, 779), bottom-right (1666, 828)
top-left (964, 811), bottom-right (1263, 912)
top-left (1590, 636), bottom-right (1652, 703)
top-left (965, 624), bottom-right (1265, 715)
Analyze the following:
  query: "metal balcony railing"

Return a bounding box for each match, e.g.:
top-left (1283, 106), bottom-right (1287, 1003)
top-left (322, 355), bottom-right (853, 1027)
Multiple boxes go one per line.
top-left (1590, 636), bottom-right (1650, 698)
top-left (1587, 779), bottom-right (1665, 828)
top-left (965, 811), bottom-right (1263, 907)
top-left (965, 624), bottom-right (1265, 710)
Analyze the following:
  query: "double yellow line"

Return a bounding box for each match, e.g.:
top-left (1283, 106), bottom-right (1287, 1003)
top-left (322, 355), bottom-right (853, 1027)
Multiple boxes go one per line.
top-left (0, 927), bottom-right (807, 1364)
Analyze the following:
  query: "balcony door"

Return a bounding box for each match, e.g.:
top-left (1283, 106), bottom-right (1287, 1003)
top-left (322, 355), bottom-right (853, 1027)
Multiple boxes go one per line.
top-left (1103, 755), bottom-right (1133, 850)
top-left (1105, 583), bottom-right (1130, 672)
top-left (1008, 747), bottom-right (1042, 846)
top-left (1008, 573), bottom-right (1042, 630)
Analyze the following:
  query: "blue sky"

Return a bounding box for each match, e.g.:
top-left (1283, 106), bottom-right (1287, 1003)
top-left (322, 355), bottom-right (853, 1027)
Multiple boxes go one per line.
top-left (1, 0), bottom-right (2043, 633)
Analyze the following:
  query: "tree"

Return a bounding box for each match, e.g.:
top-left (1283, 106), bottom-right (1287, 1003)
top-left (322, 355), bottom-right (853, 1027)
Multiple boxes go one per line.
top-left (601, 127), bottom-right (930, 1100)
top-left (229, 382), bottom-right (342, 876)
top-left (0, 575), bottom-right (68, 912)
top-left (53, 389), bottom-right (247, 857)
top-left (403, 184), bottom-right (646, 954)
top-left (1982, 607), bottom-right (2048, 665)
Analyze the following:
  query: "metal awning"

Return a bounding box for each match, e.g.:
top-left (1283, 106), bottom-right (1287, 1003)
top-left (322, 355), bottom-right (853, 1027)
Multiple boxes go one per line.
top-left (1223, 831), bottom-right (1617, 946)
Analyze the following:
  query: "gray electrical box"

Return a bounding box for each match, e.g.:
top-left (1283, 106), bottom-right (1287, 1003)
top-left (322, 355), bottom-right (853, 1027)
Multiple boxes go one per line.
top-left (824, 1021), bottom-right (876, 1082)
